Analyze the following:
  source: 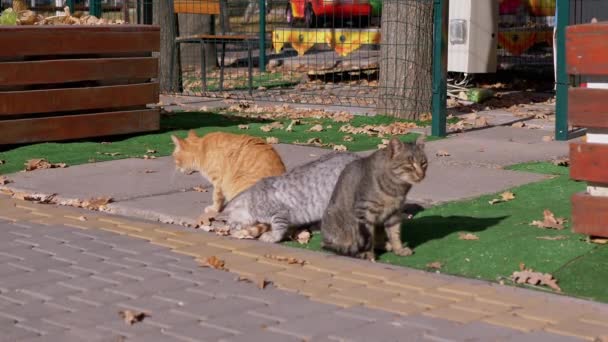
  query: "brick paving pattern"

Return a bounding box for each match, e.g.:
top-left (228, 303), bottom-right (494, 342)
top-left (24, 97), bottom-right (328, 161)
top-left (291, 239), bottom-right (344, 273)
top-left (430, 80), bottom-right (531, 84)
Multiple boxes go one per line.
top-left (0, 196), bottom-right (606, 341)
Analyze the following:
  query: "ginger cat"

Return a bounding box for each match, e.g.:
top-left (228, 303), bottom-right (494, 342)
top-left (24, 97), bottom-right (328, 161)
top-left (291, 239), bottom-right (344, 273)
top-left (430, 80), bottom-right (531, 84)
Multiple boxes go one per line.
top-left (171, 130), bottom-right (287, 213)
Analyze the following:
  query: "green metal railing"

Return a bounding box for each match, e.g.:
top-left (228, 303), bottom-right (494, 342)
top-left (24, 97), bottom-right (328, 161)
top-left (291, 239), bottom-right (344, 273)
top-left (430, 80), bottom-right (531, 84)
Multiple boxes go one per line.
top-left (431, 0), bottom-right (448, 137)
top-left (555, 0), bottom-right (569, 141)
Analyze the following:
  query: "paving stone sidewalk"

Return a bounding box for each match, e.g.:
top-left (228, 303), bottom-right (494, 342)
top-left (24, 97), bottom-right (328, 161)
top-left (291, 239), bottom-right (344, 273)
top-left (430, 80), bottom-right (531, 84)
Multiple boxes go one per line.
top-left (0, 213), bottom-right (597, 342)
top-left (1, 197), bottom-right (607, 341)
top-left (1, 125), bottom-right (568, 227)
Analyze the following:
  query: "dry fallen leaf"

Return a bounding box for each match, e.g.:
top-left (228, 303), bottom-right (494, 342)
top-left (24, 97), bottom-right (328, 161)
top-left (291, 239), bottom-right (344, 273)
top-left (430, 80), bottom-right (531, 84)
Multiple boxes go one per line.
top-left (588, 237), bottom-right (608, 245)
top-left (308, 124), bottom-right (324, 132)
top-left (264, 254), bottom-right (306, 266)
top-left (427, 261), bottom-right (442, 270)
top-left (530, 209), bottom-right (567, 230)
top-left (146, 149), bottom-right (157, 154)
top-left (0, 176), bottom-right (11, 185)
top-left (542, 135), bottom-right (554, 142)
top-left (236, 275), bottom-right (253, 283)
top-left (536, 235), bottom-right (567, 241)
top-left (0, 160), bottom-right (5, 165)
top-left (118, 310), bottom-right (148, 325)
top-left (24, 158), bottom-right (67, 171)
top-left (458, 233), bottom-right (479, 241)
top-left (11, 191), bottom-right (55, 204)
top-left (512, 268), bottom-right (561, 292)
top-left (258, 277), bottom-right (271, 289)
top-left (435, 150), bottom-right (451, 157)
top-left (489, 191), bottom-right (516, 205)
top-left (192, 186), bottom-right (208, 193)
top-left (333, 144), bottom-right (348, 152)
top-left (82, 196), bottom-right (113, 210)
top-left (99, 152), bottom-right (121, 157)
top-left (512, 122), bottom-right (526, 128)
top-left (238, 124), bottom-right (249, 130)
top-left (143, 155), bottom-right (157, 160)
top-left (343, 135), bottom-right (353, 142)
top-left (214, 226), bottom-right (231, 236)
top-left (474, 116), bottom-right (490, 128)
top-left (285, 119), bottom-right (300, 132)
top-left (200, 256), bottom-right (226, 270)
top-left (551, 158), bottom-right (569, 167)
top-left (197, 210), bottom-right (217, 227)
top-left (260, 121), bottom-right (284, 132)
top-left (295, 229), bottom-right (311, 244)
top-left (266, 137), bottom-right (279, 144)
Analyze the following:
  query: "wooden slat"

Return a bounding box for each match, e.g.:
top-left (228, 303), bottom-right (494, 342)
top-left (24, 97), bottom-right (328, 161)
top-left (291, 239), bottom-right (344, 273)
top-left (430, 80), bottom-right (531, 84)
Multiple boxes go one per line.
top-left (0, 109), bottom-right (160, 145)
top-left (0, 25), bottom-right (160, 57)
top-left (174, 0), bottom-right (220, 14)
top-left (568, 88), bottom-right (608, 128)
top-left (567, 23), bottom-right (608, 75)
top-left (0, 57), bottom-right (158, 86)
top-left (572, 192), bottom-right (608, 238)
top-left (570, 142), bottom-right (608, 183)
top-left (0, 83), bottom-right (159, 116)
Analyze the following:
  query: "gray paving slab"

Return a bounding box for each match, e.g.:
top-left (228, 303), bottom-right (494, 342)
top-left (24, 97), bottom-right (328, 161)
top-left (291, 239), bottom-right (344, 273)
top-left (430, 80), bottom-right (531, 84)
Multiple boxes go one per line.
top-left (0, 219), bottom-right (583, 341)
top-left (3, 132), bottom-right (559, 223)
top-left (426, 127), bottom-right (570, 168)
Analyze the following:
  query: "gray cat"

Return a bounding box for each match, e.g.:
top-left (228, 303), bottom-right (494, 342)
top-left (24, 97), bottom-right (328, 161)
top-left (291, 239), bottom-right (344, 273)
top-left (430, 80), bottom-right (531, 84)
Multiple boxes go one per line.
top-left (321, 137), bottom-right (427, 260)
top-left (218, 152), bottom-right (361, 243)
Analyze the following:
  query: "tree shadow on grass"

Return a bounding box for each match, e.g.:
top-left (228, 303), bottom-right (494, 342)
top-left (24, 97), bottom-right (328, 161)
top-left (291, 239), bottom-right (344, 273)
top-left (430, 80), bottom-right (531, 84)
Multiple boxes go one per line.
top-left (400, 214), bottom-right (508, 249)
top-left (0, 111), bottom-right (275, 153)
top-left (158, 111), bottom-right (272, 133)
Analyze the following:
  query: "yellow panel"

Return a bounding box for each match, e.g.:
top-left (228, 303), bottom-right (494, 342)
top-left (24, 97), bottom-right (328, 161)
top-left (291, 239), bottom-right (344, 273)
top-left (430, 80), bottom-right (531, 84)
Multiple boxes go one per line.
top-left (174, 0), bottom-right (220, 15)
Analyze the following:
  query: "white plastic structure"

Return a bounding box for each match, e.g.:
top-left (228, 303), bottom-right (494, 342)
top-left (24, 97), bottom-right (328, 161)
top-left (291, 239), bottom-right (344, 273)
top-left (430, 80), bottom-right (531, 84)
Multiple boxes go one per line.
top-left (447, 0), bottom-right (498, 74)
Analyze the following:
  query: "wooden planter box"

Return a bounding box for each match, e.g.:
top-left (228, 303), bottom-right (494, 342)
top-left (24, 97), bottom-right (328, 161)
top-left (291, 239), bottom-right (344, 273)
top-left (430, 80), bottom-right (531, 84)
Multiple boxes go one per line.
top-left (0, 25), bottom-right (161, 145)
top-left (566, 22), bottom-right (608, 238)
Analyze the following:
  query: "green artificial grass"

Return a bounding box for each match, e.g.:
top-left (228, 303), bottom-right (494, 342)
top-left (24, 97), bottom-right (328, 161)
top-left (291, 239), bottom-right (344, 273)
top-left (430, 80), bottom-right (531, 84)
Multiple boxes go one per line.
top-left (0, 111), bottom-right (426, 175)
top-left (286, 162), bottom-right (608, 303)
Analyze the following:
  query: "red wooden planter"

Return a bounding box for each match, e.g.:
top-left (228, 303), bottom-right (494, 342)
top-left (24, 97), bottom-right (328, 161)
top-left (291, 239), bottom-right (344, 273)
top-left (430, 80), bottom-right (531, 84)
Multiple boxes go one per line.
top-left (0, 25), bottom-right (161, 145)
top-left (567, 22), bottom-right (608, 237)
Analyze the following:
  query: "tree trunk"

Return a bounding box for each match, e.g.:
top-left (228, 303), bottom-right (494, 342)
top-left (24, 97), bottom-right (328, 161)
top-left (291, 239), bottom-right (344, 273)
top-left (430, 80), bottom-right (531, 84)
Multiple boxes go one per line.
top-left (377, 0), bottom-right (434, 120)
top-left (177, 13), bottom-right (218, 73)
top-left (158, 0), bottom-right (218, 93)
top-left (158, 0), bottom-right (180, 92)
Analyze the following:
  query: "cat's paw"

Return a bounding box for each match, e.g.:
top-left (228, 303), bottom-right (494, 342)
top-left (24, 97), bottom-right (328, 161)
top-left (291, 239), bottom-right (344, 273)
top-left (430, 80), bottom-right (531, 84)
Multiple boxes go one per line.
top-left (393, 247), bottom-right (414, 257)
top-left (357, 251), bottom-right (376, 261)
top-left (259, 231), bottom-right (282, 243)
top-left (204, 205), bottom-right (220, 214)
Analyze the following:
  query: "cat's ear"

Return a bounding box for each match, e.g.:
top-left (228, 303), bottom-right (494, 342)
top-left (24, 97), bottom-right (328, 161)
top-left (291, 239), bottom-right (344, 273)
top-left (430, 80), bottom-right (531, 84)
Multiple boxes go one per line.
top-left (187, 130), bottom-right (198, 139)
top-left (170, 135), bottom-right (183, 150)
top-left (388, 137), bottom-right (404, 158)
top-left (415, 134), bottom-right (426, 148)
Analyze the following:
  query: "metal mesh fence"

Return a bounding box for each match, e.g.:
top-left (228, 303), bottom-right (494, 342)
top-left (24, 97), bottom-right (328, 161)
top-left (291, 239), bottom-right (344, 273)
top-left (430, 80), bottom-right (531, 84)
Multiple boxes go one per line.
top-left (497, 0), bottom-right (556, 71)
top-left (162, 0), bottom-right (435, 119)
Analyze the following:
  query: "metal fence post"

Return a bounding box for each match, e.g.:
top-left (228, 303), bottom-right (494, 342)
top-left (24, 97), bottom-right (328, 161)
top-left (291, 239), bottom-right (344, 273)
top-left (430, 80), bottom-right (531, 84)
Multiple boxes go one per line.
top-left (259, 0), bottom-right (267, 73)
top-left (66, 0), bottom-right (74, 13)
top-left (555, 0), bottom-right (569, 141)
top-left (142, 0), bottom-right (153, 24)
top-left (90, 0), bottom-right (102, 18)
top-left (431, 0), bottom-right (448, 137)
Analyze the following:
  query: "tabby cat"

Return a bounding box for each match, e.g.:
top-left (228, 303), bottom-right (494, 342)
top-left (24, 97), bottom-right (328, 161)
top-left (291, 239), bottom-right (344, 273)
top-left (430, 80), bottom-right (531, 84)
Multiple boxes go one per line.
top-left (321, 136), bottom-right (427, 260)
top-left (218, 152), bottom-right (361, 243)
top-left (171, 130), bottom-right (286, 213)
